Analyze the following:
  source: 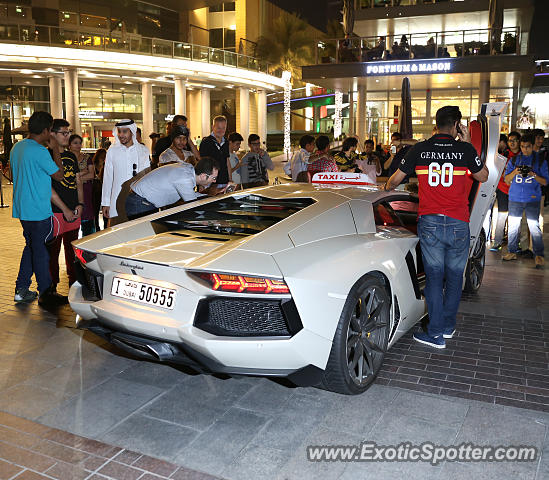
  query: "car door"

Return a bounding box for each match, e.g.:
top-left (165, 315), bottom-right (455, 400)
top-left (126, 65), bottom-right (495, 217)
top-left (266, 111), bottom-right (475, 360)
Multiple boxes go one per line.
top-left (467, 103), bottom-right (509, 256)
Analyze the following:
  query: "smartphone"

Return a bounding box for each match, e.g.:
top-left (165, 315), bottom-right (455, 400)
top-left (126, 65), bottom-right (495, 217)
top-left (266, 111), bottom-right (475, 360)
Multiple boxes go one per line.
top-left (390, 145), bottom-right (397, 154)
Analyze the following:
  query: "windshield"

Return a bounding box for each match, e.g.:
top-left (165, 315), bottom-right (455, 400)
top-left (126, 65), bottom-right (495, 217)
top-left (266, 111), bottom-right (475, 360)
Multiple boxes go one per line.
top-left (151, 194), bottom-right (315, 236)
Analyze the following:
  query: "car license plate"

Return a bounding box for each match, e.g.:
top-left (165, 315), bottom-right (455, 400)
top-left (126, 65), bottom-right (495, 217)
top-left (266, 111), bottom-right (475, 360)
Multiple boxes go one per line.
top-left (111, 277), bottom-right (176, 310)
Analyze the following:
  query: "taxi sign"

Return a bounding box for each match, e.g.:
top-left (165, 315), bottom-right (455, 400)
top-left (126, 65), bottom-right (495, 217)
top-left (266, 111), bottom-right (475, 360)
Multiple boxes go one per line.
top-left (311, 172), bottom-right (377, 186)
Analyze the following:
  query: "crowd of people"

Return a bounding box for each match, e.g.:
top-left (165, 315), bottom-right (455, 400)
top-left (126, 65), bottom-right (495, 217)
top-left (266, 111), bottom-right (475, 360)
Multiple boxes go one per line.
top-left (9, 106), bottom-right (548, 312)
top-left (285, 133), bottom-right (393, 183)
top-left (9, 111), bottom-right (277, 307)
top-left (338, 34), bottom-right (452, 63)
top-left (491, 128), bottom-right (548, 268)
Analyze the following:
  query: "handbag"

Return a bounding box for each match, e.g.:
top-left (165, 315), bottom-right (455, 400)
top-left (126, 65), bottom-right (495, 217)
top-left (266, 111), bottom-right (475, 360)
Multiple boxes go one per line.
top-left (52, 211), bottom-right (81, 237)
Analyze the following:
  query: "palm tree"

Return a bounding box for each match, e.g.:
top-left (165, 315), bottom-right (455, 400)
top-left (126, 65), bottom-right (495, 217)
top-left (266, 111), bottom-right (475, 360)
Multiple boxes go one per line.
top-left (322, 18), bottom-right (345, 60)
top-left (255, 12), bottom-right (314, 83)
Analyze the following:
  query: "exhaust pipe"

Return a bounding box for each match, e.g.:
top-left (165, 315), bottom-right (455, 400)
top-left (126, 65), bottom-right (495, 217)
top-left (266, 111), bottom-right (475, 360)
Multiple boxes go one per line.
top-left (110, 332), bottom-right (177, 361)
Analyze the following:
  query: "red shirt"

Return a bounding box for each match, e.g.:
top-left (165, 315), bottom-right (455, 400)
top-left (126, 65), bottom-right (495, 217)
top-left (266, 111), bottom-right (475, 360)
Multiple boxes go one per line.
top-left (399, 134), bottom-right (483, 222)
top-left (497, 149), bottom-right (518, 195)
top-left (307, 152), bottom-right (338, 175)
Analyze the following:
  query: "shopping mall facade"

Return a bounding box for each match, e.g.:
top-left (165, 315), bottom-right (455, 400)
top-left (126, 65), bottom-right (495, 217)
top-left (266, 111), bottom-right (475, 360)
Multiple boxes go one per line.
top-left (302, 0), bottom-right (542, 145)
top-left (0, 0), bottom-right (305, 150)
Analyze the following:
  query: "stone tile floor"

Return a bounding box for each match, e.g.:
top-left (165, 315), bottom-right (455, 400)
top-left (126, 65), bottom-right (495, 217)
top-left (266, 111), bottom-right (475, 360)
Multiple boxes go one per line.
top-left (1, 183), bottom-right (548, 479)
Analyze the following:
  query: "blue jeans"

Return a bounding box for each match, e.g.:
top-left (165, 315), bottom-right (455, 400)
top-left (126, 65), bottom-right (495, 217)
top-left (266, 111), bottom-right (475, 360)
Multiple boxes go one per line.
top-left (125, 192), bottom-right (157, 220)
top-left (507, 201), bottom-right (544, 256)
top-left (418, 215), bottom-right (470, 338)
top-left (493, 189), bottom-right (509, 245)
top-left (81, 219), bottom-right (96, 237)
top-left (16, 217), bottom-right (54, 294)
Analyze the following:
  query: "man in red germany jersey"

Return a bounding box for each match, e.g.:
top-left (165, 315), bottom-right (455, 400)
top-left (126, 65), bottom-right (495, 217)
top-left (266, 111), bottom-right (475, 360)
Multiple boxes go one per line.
top-left (384, 106), bottom-right (488, 349)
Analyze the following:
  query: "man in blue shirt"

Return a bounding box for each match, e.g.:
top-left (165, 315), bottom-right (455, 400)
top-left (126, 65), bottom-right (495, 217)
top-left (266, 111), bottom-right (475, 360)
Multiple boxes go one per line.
top-left (11, 111), bottom-right (68, 306)
top-left (502, 134), bottom-right (549, 268)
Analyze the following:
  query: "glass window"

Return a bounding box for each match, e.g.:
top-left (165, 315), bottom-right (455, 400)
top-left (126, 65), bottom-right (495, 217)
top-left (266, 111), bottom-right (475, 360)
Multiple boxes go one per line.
top-left (388, 199), bottom-right (419, 234)
top-left (209, 28), bottom-right (223, 49)
top-left (153, 94), bottom-right (168, 115)
top-left (79, 90), bottom-right (103, 111)
top-left (209, 4), bottom-right (223, 12)
top-left (431, 89), bottom-right (473, 120)
top-left (60, 11), bottom-right (78, 25)
top-left (80, 14), bottom-right (108, 29)
top-left (224, 28), bottom-right (235, 50)
top-left (224, 2), bottom-right (236, 10)
top-left (123, 92), bottom-right (142, 113)
top-left (8, 5), bottom-right (31, 19)
top-left (101, 91), bottom-right (123, 112)
top-left (373, 202), bottom-right (401, 228)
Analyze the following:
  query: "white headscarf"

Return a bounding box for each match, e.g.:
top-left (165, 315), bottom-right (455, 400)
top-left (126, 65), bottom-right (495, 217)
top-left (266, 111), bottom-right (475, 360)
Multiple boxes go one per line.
top-left (112, 119), bottom-right (137, 144)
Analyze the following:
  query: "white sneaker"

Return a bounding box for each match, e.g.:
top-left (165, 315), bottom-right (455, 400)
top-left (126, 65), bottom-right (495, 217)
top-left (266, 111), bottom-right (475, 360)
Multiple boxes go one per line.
top-left (443, 329), bottom-right (456, 339)
top-left (14, 288), bottom-right (38, 303)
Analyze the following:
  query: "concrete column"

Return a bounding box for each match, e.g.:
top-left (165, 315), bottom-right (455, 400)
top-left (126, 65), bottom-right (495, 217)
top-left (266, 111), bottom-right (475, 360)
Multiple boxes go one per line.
top-left (478, 72), bottom-right (491, 113)
top-left (141, 81), bottom-right (153, 150)
top-left (356, 85), bottom-right (367, 144)
top-left (239, 87), bottom-right (250, 143)
top-left (426, 88), bottom-right (432, 126)
top-left (174, 77), bottom-right (186, 115)
top-left (312, 106), bottom-right (320, 133)
top-left (387, 17), bottom-right (395, 50)
top-left (348, 89), bottom-right (355, 135)
top-left (201, 88), bottom-right (211, 138)
top-left (257, 89), bottom-right (267, 144)
top-left (48, 76), bottom-right (63, 119)
top-left (511, 84), bottom-right (519, 130)
top-left (63, 68), bottom-right (80, 134)
top-left (12, 105), bottom-right (22, 128)
top-left (187, 89), bottom-right (202, 141)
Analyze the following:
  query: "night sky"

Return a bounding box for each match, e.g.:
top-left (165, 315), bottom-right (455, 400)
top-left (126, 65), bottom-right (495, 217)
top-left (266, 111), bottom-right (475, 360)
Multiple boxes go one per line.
top-left (269, 0), bottom-right (341, 33)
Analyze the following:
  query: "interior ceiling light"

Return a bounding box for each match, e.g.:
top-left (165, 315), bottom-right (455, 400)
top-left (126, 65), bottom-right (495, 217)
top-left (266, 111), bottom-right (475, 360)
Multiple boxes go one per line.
top-left (20, 69), bottom-right (32, 74)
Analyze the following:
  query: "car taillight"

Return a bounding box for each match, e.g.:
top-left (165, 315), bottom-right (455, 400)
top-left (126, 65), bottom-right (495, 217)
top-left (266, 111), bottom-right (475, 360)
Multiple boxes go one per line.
top-left (73, 247), bottom-right (97, 264)
top-left (195, 272), bottom-right (290, 294)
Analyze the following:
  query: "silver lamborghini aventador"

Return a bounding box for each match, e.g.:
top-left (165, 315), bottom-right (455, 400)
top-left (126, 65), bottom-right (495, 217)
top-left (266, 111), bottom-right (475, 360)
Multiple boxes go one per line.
top-left (69, 103), bottom-right (507, 394)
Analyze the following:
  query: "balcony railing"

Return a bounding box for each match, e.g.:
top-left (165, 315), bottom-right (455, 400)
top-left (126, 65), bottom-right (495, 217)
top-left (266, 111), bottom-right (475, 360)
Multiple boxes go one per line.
top-left (316, 27), bottom-right (520, 64)
top-left (267, 87), bottom-right (333, 104)
top-left (0, 23), bottom-right (276, 76)
top-left (358, 0), bottom-right (467, 8)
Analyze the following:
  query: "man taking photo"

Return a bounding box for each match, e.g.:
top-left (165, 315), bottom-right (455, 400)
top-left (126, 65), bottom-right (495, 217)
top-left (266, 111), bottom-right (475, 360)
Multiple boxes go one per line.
top-left (384, 106), bottom-right (488, 349)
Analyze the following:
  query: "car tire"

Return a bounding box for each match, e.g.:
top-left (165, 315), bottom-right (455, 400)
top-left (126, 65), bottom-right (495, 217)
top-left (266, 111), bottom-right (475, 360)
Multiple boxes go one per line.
top-left (321, 275), bottom-right (391, 395)
top-left (464, 228), bottom-right (486, 294)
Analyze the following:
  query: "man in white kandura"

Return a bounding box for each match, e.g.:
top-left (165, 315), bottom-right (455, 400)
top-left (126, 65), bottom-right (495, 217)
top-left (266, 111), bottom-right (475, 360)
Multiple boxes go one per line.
top-left (101, 119), bottom-right (150, 226)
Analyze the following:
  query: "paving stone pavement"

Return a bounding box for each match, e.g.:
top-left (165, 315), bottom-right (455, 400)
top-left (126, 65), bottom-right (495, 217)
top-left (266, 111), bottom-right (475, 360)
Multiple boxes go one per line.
top-left (0, 183), bottom-right (548, 479)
